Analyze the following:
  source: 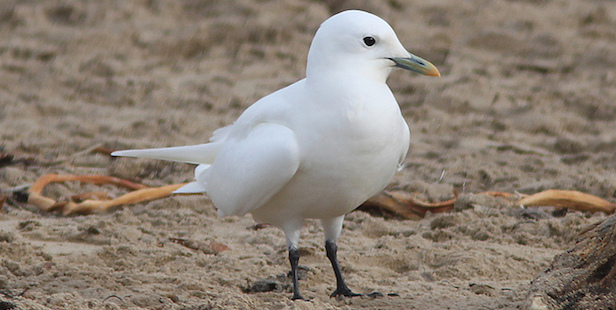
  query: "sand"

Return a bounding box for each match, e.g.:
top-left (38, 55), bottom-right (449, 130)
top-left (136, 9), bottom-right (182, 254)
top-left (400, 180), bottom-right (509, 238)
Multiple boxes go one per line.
top-left (1, 0), bottom-right (615, 309)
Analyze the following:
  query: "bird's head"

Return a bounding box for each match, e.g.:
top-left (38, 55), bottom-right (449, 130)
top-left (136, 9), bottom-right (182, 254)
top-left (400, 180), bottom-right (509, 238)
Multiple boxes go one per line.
top-left (306, 10), bottom-right (440, 82)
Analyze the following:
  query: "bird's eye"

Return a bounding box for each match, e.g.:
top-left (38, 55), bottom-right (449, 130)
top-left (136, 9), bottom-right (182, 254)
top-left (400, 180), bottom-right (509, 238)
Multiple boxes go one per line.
top-left (363, 36), bottom-right (376, 47)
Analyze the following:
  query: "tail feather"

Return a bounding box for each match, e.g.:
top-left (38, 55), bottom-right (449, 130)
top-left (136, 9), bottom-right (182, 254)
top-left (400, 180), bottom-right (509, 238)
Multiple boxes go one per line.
top-left (111, 143), bottom-right (221, 165)
top-left (173, 181), bottom-right (207, 194)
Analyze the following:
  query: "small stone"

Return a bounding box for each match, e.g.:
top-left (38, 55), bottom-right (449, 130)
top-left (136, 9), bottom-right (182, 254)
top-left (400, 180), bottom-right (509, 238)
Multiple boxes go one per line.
top-left (0, 231), bottom-right (14, 243)
top-left (469, 283), bottom-right (496, 296)
top-left (472, 230), bottom-right (491, 241)
top-left (366, 291), bottom-right (384, 299)
top-left (249, 279), bottom-right (283, 293)
top-left (430, 214), bottom-right (458, 229)
top-left (0, 275), bottom-right (9, 289)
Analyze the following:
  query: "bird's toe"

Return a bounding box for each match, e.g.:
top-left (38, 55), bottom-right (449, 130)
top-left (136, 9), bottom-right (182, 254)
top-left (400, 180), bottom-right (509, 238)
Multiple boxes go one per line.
top-left (330, 287), bottom-right (362, 298)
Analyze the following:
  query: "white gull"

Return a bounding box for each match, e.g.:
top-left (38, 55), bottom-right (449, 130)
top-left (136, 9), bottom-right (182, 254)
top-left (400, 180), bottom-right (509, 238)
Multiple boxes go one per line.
top-left (112, 9), bottom-right (440, 300)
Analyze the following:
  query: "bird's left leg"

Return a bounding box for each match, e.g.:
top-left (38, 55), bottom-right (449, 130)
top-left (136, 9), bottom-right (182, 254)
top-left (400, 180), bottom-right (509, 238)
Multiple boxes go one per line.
top-left (321, 216), bottom-right (362, 298)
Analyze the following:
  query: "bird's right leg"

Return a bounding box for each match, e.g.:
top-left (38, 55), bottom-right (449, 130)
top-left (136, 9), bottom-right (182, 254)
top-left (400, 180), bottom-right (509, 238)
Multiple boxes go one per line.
top-left (288, 246), bottom-right (304, 300)
top-left (284, 221), bottom-right (307, 301)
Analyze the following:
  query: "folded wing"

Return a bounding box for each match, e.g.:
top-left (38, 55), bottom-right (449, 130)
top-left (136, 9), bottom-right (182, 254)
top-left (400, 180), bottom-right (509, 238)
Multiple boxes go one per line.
top-left (205, 123), bottom-right (300, 217)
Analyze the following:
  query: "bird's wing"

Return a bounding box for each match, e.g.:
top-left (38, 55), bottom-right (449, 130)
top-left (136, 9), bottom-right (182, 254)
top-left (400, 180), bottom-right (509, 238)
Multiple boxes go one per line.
top-left (173, 180), bottom-right (207, 194)
top-left (205, 123), bottom-right (300, 217)
top-left (209, 125), bottom-right (233, 142)
top-left (111, 143), bottom-right (221, 165)
top-left (397, 123), bottom-right (411, 171)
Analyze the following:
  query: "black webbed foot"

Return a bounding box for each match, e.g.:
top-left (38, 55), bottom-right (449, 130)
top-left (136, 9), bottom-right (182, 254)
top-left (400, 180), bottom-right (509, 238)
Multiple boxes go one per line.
top-left (330, 285), bottom-right (362, 298)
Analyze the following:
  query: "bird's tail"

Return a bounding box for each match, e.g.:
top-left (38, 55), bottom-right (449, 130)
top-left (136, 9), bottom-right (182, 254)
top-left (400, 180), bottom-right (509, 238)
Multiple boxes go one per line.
top-left (111, 143), bottom-right (221, 165)
top-left (112, 145), bottom-right (217, 194)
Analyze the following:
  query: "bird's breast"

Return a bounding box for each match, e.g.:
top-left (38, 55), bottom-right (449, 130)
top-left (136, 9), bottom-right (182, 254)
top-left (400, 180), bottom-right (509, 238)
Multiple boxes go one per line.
top-left (286, 95), bottom-right (408, 217)
top-left (251, 80), bottom-right (410, 223)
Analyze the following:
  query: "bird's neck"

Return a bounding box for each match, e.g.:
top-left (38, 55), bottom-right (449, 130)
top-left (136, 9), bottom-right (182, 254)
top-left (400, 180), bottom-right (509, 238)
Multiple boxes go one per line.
top-left (306, 66), bottom-right (391, 86)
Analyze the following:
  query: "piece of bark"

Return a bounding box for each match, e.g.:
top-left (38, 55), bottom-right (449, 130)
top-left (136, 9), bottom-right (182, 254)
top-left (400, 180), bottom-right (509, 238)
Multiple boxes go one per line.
top-left (526, 214), bottom-right (616, 310)
top-left (359, 191), bottom-right (456, 219)
top-left (0, 194), bottom-right (7, 211)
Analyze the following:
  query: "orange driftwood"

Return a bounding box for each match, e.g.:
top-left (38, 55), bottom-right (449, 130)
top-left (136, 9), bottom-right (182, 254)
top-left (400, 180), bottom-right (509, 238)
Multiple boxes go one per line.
top-left (517, 189), bottom-right (616, 214)
top-left (25, 173), bottom-right (186, 215)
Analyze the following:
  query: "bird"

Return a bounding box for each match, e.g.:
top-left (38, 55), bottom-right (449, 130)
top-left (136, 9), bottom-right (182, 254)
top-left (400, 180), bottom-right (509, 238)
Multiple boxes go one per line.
top-left (112, 9), bottom-right (440, 300)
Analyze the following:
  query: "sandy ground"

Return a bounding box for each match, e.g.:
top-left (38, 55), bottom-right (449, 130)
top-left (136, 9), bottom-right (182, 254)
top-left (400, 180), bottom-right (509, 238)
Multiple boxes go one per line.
top-left (1, 0), bottom-right (616, 309)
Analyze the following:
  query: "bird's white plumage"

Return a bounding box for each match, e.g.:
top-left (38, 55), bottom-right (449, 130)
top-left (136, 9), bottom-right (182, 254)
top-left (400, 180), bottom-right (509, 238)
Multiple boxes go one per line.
top-left (112, 11), bottom-right (439, 297)
top-left (113, 9), bottom-right (421, 236)
top-left (112, 143), bottom-right (221, 165)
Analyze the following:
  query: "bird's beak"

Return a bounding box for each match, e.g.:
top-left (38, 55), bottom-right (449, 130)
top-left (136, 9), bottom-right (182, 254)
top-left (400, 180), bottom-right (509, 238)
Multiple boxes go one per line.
top-left (389, 53), bottom-right (440, 77)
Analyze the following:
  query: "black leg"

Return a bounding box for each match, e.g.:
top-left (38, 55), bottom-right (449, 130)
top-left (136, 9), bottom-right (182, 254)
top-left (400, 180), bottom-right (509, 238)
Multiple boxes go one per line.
top-left (289, 247), bottom-right (306, 300)
top-left (325, 240), bottom-right (361, 298)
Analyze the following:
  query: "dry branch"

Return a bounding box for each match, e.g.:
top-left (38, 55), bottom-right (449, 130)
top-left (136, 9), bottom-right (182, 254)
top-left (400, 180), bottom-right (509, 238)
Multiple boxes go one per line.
top-left (517, 189), bottom-right (616, 214)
